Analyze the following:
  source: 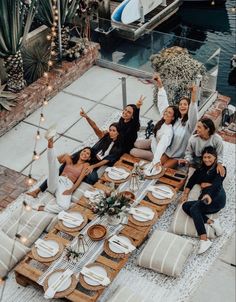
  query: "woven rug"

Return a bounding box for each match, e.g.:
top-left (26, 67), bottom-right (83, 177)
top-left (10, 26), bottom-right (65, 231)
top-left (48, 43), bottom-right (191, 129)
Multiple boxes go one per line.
top-left (0, 113), bottom-right (235, 302)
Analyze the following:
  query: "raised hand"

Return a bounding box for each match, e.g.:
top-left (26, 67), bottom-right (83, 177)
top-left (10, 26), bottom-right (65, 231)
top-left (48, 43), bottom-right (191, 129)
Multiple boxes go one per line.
top-left (80, 107), bottom-right (88, 118)
top-left (136, 95), bottom-right (145, 108)
top-left (152, 73), bottom-right (163, 88)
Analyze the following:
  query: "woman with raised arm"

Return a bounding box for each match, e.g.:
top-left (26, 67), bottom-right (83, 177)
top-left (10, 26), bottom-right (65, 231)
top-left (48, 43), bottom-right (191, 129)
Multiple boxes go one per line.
top-left (153, 74), bottom-right (198, 168)
top-left (181, 146), bottom-right (226, 254)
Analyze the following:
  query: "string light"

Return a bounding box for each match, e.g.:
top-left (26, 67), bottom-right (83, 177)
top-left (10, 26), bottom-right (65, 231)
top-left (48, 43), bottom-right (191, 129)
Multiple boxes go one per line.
top-left (46, 34), bottom-right (52, 40)
top-left (23, 201), bottom-right (32, 212)
top-left (27, 174), bottom-right (34, 186)
top-left (40, 113), bottom-right (45, 122)
top-left (43, 72), bottom-right (48, 78)
top-left (211, 0), bottom-right (215, 5)
top-left (231, 7), bottom-right (236, 13)
top-left (48, 60), bottom-right (53, 66)
top-left (51, 50), bottom-right (56, 56)
top-left (43, 98), bottom-right (48, 105)
top-left (33, 151), bottom-right (40, 160)
top-left (36, 130), bottom-right (40, 140)
top-left (15, 234), bottom-right (28, 244)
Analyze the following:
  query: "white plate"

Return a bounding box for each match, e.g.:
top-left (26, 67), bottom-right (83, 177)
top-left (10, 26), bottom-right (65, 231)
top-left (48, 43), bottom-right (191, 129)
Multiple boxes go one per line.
top-left (107, 168), bottom-right (129, 180)
top-left (144, 163), bottom-right (162, 177)
top-left (62, 212), bottom-right (84, 228)
top-left (36, 240), bottom-right (59, 258)
top-left (132, 206), bottom-right (154, 222)
top-left (108, 235), bottom-right (132, 254)
top-left (47, 271), bottom-right (72, 292)
top-left (151, 184), bottom-right (174, 199)
top-left (83, 265), bottom-right (107, 286)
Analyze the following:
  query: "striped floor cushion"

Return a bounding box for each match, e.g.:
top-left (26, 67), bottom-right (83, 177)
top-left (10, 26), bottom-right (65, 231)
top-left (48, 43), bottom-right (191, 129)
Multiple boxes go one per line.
top-left (106, 286), bottom-right (145, 302)
top-left (137, 230), bottom-right (194, 277)
top-left (1, 207), bottom-right (54, 247)
top-left (169, 203), bottom-right (218, 239)
top-left (0, 230), bottom-right (29, 278)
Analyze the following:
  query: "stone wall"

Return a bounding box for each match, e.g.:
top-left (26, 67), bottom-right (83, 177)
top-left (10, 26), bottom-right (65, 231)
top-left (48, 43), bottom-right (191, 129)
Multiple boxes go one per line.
top-left (0, 42), bottom-right (100, 136)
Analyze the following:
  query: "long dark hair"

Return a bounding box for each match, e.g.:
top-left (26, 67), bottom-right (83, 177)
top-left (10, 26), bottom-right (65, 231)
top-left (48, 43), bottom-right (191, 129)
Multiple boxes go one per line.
top-left (201, 146), bottom-right (218, 172)
top-left (153, 105), bottom-right (179, 137)
top-left (92, 123), bottom-right (121, 157)
top-left (119, 104), bottom-right (140, 131)
top-left (200, 117), bottom-right (216, 135)
top-left (178, 97), bottom-right (191, 126)
top-left (72, 147), bottom-right (93, 164)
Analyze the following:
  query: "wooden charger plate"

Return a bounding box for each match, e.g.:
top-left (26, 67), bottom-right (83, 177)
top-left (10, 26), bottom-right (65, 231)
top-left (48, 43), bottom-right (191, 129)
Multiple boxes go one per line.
top-left (58, 210), bottom-right (88, 233)
top-left (144, 166), bottom-right (165, 180)
top-left (79, 263), bottom-right (111, 291)
top-left (128, 206), bottom-right (158, 227)
top-left (32, 237), bottom-right (64, 263)
top-left (43, 269), bottom-right (77, 299)
top-left (147, 184), bottom-right (176, 205)
top-left (104, 234), bottom-right (135, 259)
top-left (103, 166), bottom-right (131, 184)
top-left (87, 224), bottom-right (107, 241)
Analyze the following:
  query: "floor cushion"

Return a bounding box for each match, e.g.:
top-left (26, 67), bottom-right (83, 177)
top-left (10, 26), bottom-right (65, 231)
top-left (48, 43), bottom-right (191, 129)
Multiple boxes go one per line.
top-left (1, 206), bottom-right (54, 247)
top-left (71, 181), bottom-right (93, 203)
top-left (0, 230), bottom-right (29, 278)
top-left (106, 286), bottom-right (145, 302)
top-left (137, 230), bottom-right (194, 277)
top-left (169, 203), bottom-right (218, 239)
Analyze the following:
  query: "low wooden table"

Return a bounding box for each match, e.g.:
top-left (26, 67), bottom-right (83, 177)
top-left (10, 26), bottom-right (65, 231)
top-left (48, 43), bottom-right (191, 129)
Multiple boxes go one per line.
top-left (14, 154), bottom-right (186, 302)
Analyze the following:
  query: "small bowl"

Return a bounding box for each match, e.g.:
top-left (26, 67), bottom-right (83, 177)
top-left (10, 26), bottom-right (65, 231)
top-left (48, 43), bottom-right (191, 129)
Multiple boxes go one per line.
top-left (87, 224), bottom-right (107, 241)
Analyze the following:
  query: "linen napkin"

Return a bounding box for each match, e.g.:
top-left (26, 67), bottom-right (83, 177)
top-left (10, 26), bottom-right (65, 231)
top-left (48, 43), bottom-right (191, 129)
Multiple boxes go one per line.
top-left (35, 239), bottom-right (58, 256)
top-left (129, 207), bottom-right (154, 221)
top-left (84, 190), bottom-right (104, 202)
top-left (58, 211), bottom-right (84, 227)
top-left (105, 167), bottom-right (130, 179)
top-left (108, 235), bottom-right (136, 254)
top-left (148, 185), bottom-right (174, 199)
top-left (44, 269), bottom-right (73, 299)
top-left (81, 267), bottom-right (110, 286)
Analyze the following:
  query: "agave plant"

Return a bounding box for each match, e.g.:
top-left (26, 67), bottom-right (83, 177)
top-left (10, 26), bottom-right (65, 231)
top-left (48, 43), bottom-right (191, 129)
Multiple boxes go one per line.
top-left (0, 0), bottom-right (37, 92)
top-left (0, 82), bottom-right (17, 111)
top-left (36, 0), bottom-right (79, 53)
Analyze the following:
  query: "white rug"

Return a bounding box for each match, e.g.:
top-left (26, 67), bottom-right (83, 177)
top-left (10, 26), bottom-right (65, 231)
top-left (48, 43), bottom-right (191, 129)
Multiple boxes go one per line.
top-left (0, 123), bottom-right (235, 302)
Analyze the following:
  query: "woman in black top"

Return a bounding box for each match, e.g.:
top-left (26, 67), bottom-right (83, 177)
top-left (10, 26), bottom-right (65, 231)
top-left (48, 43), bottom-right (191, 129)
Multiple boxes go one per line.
top-left (181, 146), bottom-right (226, 254)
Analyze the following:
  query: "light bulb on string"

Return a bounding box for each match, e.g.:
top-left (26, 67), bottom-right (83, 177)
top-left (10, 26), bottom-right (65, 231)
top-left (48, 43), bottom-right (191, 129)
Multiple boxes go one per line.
top-left (54, 15), bottom-right (59, 21)
top-left (231, 7), bottom-right (236, 13)
top-left (26, 174), bottom-right (34, 186)
top-left (51, 41), bottom-right (56, 47)
top-left (23, 201), bottom-right (32, 212)
top-left (55, 9), bottom-right (58, 14)
top-left (53, 22), bottom-right (57, 26)
top-left (46, 34), bottom-right (52, 40)
top-left (36, 130), bottom-right (40, 140)
top-left (43, 98), bottom-right (48, 105)
top-left (47, 84), bottom-right (53, 91)
top-left (51, 50), bottom-right (56, 56)
top-left (16, 234), bottom-right (28, 244)
top-left (33, 151), bottom-right (40, 160)
top-left (48, 60), bottom-right (53, 67)
top-left (52, 5), bottom-right (57, 9)
top-left (52, 31), bottom-right (57, 37)
top-left (40, 113), bottom-right (45, 122)
top-left (211, 0), bottom-right (215, 5)
top-left (43, 72), bottom-right (48, 78)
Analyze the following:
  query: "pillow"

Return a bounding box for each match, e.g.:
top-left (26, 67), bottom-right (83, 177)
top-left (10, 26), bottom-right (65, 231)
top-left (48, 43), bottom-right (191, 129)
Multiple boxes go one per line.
top-left (1, 207), bottom-right (54, 247)
top-left (169, 203), bottom-right (218, 239)
top-left (71, 181), bottom-right (93, 203)
top-left (137, 230), bottom-right (193, 277)
top-left (106, 286), bottom-right (145, 302)
top-left (188, 184), bottom-right (201, 201)
top-left (0, 230), bottom-right (29, 278)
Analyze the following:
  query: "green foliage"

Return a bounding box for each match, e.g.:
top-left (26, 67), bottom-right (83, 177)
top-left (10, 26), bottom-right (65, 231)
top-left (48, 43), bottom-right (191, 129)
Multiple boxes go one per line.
top-left (0, 82), bottom-right (17, 111)
top-left (22, 41), bottom-right (50, 84)
top-left (0, 0), bottom-right (38, 57)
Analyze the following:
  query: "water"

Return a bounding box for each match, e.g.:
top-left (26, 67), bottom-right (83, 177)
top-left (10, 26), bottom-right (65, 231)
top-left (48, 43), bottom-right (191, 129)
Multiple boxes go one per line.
top-left (156, 1), bottom-right (236, 105)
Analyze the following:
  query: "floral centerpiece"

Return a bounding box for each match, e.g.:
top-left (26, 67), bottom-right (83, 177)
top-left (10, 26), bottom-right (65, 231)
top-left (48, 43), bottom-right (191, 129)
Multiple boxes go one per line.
top-left (90, 188), bottom-right (131, 224)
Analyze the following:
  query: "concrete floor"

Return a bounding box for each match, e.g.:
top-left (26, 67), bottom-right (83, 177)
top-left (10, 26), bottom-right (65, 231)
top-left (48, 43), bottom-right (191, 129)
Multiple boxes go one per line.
top-left (0, 65), bottom-right (235, 301)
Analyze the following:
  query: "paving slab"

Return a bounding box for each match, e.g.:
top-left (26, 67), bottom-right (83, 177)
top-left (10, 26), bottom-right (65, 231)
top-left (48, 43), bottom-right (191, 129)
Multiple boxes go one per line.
top-left (143, 104), bottom-right (161, 121)
top-left (22, 136), bottom-right (82, 179)
top-left (24, 91), bottom-right (95, 134)
top-left (219, 233), bottom-right (236, 266)
top-left (63, 66), bottom-right (124, 102)
top-left (189, 259), bottom-right (235, 302)
top-left (0, 123), bottom-right (48, 172)
top-left (101, 76), bottom-right (154, 112)
top-left (65, 104), bottom-right (121, 141)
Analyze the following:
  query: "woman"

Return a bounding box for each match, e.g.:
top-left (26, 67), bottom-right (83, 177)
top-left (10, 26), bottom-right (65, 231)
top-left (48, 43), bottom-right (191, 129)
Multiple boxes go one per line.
top-left (130, 104), bottom-right (179, 170)
top-left (184, 117), bottom-right (225, 176)
top-left (84, 122), bottom-right (122, 184)
top-left (181, 146), bottom-right (226, 254)
top-left (80, 95), bottom-right (144, 154)
top-left (38, 131), bottom-right (92, 213)
top-left (153, 74), bottom-right (198, 168)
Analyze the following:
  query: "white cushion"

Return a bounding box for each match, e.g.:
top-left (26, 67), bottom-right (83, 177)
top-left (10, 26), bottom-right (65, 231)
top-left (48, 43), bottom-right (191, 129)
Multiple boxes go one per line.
top-left (71, 181), bottom-right (93, 203)
top-left (169, 204), bottom-right (218, 239)
top-left (137, 230), bottom-right (193, 277)
top-left (0, 230), bottom-right (29, 278)
top-left (1, 207), bottom-right (54, 247)
top-left (106, 286), bottom-right (145, 302)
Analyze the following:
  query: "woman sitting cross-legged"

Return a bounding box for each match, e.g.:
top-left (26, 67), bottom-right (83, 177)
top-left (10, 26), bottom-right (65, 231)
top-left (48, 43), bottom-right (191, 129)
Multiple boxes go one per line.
top-left (181, 146), bottom-right (226, 254)
top-left (130, 105), bottom-right (179, 171)
top-left (153, 74), bottom-right (198, 168)
top-left (37, 131), bottom-right (92, 213)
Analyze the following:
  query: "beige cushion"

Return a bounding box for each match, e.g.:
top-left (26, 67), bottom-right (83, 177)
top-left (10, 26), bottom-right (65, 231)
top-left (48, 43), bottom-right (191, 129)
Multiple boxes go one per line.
top-left (106, 286), bottom-right (145, 302)
top-left (169, 204), bottom-right (218, 239)
top-left (0, 230), bottom-right (29, 278)
top-left (1, 207), bottom-right (54, 247)
top-left (137, 230), bottom-right (193, 277)
top-left (71, 181), bottom-right (93, 203)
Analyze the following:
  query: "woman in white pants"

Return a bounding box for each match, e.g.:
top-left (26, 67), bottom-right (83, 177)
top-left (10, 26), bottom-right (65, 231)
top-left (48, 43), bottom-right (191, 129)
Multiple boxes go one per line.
top-left (39, 136), bottom-right (92, 213)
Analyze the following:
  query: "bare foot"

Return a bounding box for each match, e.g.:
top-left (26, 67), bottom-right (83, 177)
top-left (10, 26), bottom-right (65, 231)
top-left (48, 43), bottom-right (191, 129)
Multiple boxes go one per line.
top-left (26, 188), bottom-right (40, 198)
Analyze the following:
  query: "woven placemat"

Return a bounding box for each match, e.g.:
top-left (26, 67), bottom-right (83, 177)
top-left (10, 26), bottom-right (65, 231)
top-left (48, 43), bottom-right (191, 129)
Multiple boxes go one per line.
top-left (43, 269), bottom-right (77, 299)
top-left (31, 238), bottom-right (64, 263)
top-left (103, 166), bottom-right (131, 184)
top-left (144, 166), bottom-right (165, 180)
top-left (147, 184), bottom-right (176, 205)
top-left (128, 207), bottom-right (158, 227)
top-left (79, 263), bottom-right (111, 291)
top-left (103, 235), bottom-right (135, 259)
top-left (58, 210), bottom-right (88, 233)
